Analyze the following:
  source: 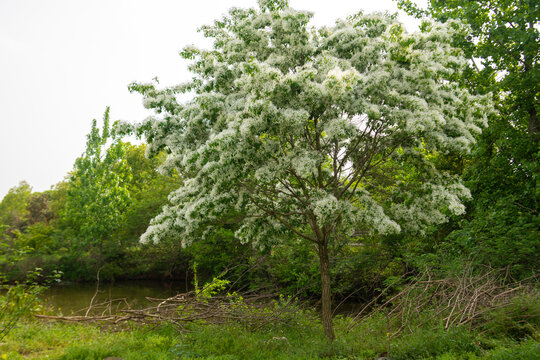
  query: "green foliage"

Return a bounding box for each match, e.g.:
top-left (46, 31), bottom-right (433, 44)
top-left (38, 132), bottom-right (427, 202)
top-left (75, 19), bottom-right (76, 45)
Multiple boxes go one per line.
top-left (0, 283), bottom-right (42, 341)
top-left (480, 341), bottom-right (540, 360)
top-left (15, 222), bottom-right (55, 253)
top-left (26, 191), bottom-right (53, 225)
top-left (183, 228), bottom-right (252, 285)
top-left (255, 237), bottom-right (402, 302)
top-left (174, 320), bottom-right (335, 360)
top-left (198, 277), bottom-right (231, 299)
top-left (396, 0), bottom-right (540, 280)
top-left (0, 268), bottom-right (60, 341)
top-left (0, 181), bottom-right (32, 233)
top-left (1, 322), bottom-right (179, 360)
top-left (266, 241), bottom-right (320, 297)
top-left (64, 107), bottom-right (131, 265)
top-left (390, 327), bottom-right (479, 360)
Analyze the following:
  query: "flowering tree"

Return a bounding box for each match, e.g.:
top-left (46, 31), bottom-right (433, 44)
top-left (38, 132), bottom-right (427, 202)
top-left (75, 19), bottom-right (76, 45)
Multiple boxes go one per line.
top-left (128, 0), bottom-right (490, 339)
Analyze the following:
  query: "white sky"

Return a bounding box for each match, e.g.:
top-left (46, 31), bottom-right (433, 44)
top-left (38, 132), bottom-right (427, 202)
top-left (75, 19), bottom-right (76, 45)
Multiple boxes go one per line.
top-left (0, 0), bottom-right (426, 198)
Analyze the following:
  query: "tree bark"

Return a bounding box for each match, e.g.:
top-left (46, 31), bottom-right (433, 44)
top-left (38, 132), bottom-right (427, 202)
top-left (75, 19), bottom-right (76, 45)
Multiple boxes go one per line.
top-left (318, 242), bottom-right (335, 341)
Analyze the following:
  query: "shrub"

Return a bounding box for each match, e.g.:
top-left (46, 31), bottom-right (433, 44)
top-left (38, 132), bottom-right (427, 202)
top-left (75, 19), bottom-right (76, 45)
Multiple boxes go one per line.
top-left (0, 269), bottom-right (54, 340)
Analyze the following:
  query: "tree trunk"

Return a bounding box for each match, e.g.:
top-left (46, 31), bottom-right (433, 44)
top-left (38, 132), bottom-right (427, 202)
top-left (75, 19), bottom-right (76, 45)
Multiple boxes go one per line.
top-left (318, 242), bottom-right (335, 341)
top-left (98, 240), bottom-right (103, 269)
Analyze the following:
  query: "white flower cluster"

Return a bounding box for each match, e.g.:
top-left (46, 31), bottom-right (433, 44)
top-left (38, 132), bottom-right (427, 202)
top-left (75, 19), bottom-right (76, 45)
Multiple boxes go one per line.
top-left (357, 193), bottom-right (401, 235)
top-left (390, 181), bottom-right (472, 235)
top-left (132, 4), bottom-right (491, 247)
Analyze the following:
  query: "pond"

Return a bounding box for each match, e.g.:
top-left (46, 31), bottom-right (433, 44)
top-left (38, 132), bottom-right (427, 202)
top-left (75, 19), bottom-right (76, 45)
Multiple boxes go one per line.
top-left (41, 280), bottom-right (365, 317)
top-left (42, 280), bottom-right (188, 315)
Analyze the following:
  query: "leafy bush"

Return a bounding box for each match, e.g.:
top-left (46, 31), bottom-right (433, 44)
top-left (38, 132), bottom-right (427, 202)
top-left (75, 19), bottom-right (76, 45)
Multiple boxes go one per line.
top-left (0, 283), bottom-right (42, 340)
top-left (0, 268), bottom-right (59, 340)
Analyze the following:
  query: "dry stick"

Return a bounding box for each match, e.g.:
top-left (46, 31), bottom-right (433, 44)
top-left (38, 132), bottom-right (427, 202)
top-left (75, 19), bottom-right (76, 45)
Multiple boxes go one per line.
top-left (445, 289), bottom-right (461, 329)
top-left (460, 281), bottom-right (491, 326)
top-left (492, 286), bottom-right (522, 300)
top-left (85, 267), bottom-right (102, 317)
top-left (35, 314), bottom-right (117, 322)
top-left (386, 311), bottom-right (391, 356)
top-left (79, 298), bottom-right (127, 316)
top-left (443, 270), bottom-right (470, 329)
top-left (458, 271), bottom-right (502, 327)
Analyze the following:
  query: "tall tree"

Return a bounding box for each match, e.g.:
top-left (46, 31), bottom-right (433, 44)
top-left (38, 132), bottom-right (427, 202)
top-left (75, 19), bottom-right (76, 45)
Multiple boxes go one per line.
top-left (64, 108), bottom-right (131, 267)
top-left (127, 0), bottom-right (490, 339)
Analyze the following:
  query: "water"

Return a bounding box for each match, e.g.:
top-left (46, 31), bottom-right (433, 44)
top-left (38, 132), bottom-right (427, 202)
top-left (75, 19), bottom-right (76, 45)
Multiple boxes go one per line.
top-left (41, 281), bottom-right (365, 317)
top-left (42, 280), bottom-right (188, 315)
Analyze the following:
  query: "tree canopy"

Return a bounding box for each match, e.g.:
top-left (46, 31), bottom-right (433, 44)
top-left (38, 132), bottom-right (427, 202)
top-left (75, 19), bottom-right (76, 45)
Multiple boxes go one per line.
top-left (64, 108), bottom-right (131, 266)
top-left (0, 181), bottom-right (32, 234)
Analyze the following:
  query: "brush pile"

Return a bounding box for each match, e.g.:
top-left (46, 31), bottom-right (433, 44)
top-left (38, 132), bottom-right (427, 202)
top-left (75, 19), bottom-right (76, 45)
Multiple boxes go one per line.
top-left (348, 264), bottom-right (539, 334)
top-left (35, 289), bottom-right (305, 330)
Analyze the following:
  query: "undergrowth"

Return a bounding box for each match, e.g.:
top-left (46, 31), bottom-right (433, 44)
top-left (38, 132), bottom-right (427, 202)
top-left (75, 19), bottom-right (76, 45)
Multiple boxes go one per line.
top-left (1, 272), bottom-right (538, 359)
top-left (0, 303), bottom-right (538, 360)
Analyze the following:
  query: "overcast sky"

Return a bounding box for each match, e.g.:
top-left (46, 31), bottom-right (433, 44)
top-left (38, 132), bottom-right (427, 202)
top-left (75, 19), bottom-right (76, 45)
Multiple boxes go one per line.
top-left (0, 0), bottom-right (426, 198)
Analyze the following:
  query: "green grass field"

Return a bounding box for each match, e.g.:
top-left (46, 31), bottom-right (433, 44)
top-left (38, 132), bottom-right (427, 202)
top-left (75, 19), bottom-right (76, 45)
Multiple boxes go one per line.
top-left (1, 308), bottom-right (538, 360)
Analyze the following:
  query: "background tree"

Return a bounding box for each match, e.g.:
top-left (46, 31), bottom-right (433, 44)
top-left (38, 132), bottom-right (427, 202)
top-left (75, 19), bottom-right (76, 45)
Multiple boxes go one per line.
top-left (396, 0), bottom-right (540, 276)
top-left (26, 193), bottom-right (51, 226)
top-left (0, 181), bottom-right (32, 234)
top-left (0, 142), bottom-right (192, 282)
top-left (128, 0), bottom-right (490, 339)
top-left (64, 107), bottom-right (131, 269)
top-left (117, 144), bottom-right (182, 242)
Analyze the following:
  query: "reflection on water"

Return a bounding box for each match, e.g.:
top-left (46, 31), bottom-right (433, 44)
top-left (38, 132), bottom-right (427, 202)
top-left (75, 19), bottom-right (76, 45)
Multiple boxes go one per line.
top-left (42, 280), bottom-right (188, 315)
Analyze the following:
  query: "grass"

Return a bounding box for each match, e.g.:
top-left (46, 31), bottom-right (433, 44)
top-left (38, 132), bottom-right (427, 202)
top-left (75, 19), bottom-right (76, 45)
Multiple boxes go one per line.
top-left (0, 306), bottom-right (538, 359)
top-left (1, 322), bottom-right (179, 360)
